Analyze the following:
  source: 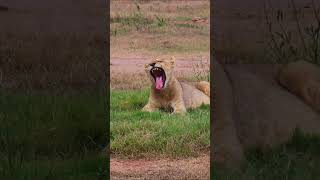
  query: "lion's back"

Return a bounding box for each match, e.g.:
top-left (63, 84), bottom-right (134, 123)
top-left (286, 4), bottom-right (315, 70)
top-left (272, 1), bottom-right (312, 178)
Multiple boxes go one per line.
top-left (181, 82), bottom-right (210, 109)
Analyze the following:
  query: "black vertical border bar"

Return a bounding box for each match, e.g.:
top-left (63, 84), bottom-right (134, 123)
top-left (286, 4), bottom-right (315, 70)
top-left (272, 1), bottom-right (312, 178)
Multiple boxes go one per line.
top-left (210, 0), bottom-right (215, 178)
top-left (105, 0), bottom-right (110, 179)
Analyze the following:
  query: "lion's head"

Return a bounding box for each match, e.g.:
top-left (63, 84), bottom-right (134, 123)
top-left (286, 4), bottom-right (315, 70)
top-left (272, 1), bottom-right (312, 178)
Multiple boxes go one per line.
top-left (145, 56), bottom-right (176, 90)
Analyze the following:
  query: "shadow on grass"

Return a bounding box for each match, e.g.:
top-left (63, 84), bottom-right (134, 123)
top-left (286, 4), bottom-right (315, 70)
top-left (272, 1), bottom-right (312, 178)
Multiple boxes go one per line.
top-left (212, 130), bottom-right (320, 180)
top-left (0, 90), bottom-right (107, 179)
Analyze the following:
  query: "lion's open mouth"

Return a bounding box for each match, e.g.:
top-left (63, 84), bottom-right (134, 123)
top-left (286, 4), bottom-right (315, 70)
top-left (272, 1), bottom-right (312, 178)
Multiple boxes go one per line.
top-left (150, 67), bottom-right (166, 90)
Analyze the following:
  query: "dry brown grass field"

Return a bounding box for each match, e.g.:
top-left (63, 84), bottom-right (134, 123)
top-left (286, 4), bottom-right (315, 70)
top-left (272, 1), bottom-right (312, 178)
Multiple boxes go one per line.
top-left (0, 33), bottom-right (106, 91)
top-left (0, 0), bottom-right (106, 91)
top-left (214, 0), bottom-right (319, 64)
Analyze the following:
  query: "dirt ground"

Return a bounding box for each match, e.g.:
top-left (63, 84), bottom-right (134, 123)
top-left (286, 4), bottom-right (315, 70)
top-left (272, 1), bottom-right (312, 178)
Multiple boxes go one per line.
top-left (110, 154), bottom-right (209, 180)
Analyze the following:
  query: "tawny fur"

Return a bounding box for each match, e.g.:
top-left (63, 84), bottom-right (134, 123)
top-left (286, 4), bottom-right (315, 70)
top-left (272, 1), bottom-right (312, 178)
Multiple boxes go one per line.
top-left (213, 60), bottom-right (320, 168)
top-left (196, 81), bottom-right (210, 97)
top-left (142, 56), bottom-right (210, 114)
top-left (278, 60), bottom-right (320, 112)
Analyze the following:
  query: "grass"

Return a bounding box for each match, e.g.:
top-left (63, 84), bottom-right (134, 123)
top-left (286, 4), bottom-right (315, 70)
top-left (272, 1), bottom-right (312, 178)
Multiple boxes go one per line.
top-left (110, 89), bottom-right (210, 158)
top-left (0, 90), bottom-right (107, 179)
top-left (212, 131), bottom-right (320, 179)
top-left (1, 156), bottom-right (107, 180)
top-left (110, 11), bottom-right (170, 36)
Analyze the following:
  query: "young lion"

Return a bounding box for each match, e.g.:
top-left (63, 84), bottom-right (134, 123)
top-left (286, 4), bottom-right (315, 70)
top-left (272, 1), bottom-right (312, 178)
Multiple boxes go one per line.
top-left (278, 60), bottom-right (320, 112)
top-left (212, 59), bottom-right (320, 168)
top-left (142, 57), bottom-right (210, 114)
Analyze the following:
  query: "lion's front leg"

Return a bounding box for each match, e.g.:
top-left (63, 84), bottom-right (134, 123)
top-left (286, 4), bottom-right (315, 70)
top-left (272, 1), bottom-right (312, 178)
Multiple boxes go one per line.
top-left (142, 102), bottom-right (158, 112)
top-left (171, 99), bottom-right (187, 114)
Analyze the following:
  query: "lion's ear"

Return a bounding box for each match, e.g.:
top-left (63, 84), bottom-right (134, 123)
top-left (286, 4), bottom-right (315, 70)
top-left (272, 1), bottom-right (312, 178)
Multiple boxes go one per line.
top-left (170, 56), bottom-right (176, 65)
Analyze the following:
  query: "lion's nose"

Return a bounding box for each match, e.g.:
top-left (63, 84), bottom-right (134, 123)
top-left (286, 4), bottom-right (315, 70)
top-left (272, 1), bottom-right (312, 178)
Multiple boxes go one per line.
top-left (149, 63), bottom-right (156, 66)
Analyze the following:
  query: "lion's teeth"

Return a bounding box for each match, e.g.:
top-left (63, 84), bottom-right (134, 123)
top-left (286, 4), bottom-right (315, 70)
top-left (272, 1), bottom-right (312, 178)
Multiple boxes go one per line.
top-left (151, 67), bottom-right (162, 73)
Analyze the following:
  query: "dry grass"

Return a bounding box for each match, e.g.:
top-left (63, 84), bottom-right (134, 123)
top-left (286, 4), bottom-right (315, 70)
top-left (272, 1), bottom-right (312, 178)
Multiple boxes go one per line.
top-left (111, 71), bottom-right (149, 90)
top-left (110, 57), bottom-right (210, 90)
top-left (214, 0), bottom-right (320, 64)
top-left (0, 32), bottom-right (106, 90)
top-left (110, 71), bottom-right (210, 90)
top-left (110, 0), bottom-right (210, 58)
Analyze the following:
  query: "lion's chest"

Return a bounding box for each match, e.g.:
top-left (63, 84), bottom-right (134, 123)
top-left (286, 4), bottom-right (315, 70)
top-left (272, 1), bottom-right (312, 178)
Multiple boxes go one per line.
top-left (153, 91), bottom-right (176, 104)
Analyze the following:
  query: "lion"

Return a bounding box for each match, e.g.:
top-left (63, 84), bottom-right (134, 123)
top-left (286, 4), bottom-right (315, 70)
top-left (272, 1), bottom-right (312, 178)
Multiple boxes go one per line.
top-left (212, 60), bottom-right (320, 168)
top-left (278, 60), bottom-right (320, 112)
top-left (142, 56), bottom-right (210, 114)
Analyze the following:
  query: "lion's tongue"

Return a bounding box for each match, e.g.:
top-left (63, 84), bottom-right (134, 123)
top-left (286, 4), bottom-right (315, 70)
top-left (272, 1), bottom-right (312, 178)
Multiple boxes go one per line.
top-left (155, 76), bottom-right (163, 90)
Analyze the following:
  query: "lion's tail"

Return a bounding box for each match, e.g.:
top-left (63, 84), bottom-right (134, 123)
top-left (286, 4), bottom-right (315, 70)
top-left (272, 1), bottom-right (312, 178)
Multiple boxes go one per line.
top-left (196, 81), bottom-right (210, 97)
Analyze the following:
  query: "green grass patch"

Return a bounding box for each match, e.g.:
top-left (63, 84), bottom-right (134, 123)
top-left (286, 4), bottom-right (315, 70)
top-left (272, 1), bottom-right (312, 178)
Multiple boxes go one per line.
top-left (111, 13), bottom-right (153, 29)
top-left (110, 89), bottom-right (210, 158)
top-left (0, 90), bottom-right (107, 179)
top-left (212, 130), bottom-right (320, 179)
top-left (110, 13), bottom-right (169, 36)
